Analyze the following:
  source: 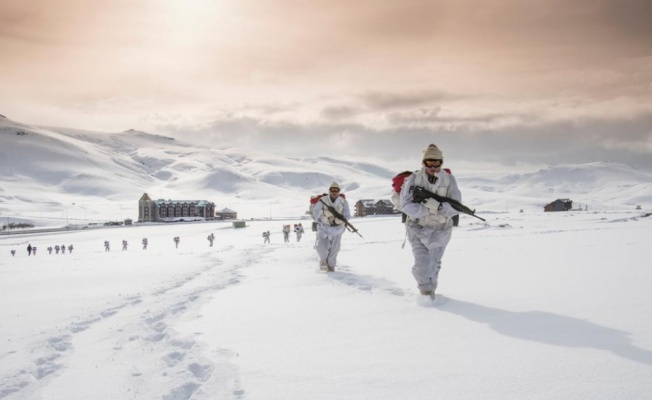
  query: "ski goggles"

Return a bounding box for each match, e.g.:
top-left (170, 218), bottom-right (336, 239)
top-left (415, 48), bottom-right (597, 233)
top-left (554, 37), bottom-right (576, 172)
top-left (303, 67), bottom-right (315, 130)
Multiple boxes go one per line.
top-left (423, 159), bottom-right (443, 167)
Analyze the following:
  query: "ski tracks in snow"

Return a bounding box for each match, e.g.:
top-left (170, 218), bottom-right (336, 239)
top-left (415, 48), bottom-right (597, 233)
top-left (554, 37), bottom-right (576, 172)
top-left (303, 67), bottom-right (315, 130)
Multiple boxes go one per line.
top-left (0, 245), bottom-right (270, 400)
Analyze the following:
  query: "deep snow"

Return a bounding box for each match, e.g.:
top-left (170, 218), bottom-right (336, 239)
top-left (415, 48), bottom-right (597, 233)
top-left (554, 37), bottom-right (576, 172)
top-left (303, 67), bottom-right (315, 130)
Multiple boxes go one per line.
top-left (1, 211), bottom-right (651, 400)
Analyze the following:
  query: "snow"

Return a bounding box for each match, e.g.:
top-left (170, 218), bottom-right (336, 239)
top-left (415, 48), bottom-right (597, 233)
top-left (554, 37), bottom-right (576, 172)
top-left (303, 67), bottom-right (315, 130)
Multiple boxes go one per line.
top-left (1, 115), bottom-right (652, 399)
top-left (2, 211), bottom-right (651, 400)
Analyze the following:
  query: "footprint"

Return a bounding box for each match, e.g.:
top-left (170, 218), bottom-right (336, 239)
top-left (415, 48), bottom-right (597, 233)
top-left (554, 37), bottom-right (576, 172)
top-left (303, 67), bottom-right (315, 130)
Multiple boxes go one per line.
top-left (188, 363), bottom-right (213, 382)
top-left (32, 363), bottom-right (61, 380)
top-left (162, 382), bottom-right (200, 400)
top-left (48, 336), bottom-right (71, 352)
top-left (144, 333), bottom-right (166, 342)
top-left (170, 339), bottom-right (195, 349)
top-left (162, 352), bottom-right (186, 367)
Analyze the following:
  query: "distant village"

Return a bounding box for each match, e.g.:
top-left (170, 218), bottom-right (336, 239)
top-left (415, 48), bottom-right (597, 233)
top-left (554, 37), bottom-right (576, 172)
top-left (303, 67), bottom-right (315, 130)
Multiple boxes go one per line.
top-left (135, 192), bottom-right (588, 225)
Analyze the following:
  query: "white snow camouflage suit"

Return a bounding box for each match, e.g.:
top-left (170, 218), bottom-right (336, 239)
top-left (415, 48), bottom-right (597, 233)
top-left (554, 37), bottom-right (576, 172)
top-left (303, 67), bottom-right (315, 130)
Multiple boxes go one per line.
top-left (399, 167), bottom-right (461, 293)
top-left (311, 194), bottom-right (351, 269)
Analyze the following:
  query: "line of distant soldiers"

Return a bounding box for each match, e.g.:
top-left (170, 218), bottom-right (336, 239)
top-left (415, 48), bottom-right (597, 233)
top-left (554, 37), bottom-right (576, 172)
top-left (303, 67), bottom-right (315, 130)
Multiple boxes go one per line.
top-left (6, 232), bottom-right (222, 257)
top-left (4, 243), bottom-right (75, 257)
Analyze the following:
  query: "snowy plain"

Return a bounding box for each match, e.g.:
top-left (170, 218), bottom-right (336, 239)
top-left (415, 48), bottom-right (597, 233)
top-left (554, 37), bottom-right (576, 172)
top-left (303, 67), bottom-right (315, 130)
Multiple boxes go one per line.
top-left (2, 211), bottom-right (652, 400)
top-left (1, 115), bottom-right (652, 399)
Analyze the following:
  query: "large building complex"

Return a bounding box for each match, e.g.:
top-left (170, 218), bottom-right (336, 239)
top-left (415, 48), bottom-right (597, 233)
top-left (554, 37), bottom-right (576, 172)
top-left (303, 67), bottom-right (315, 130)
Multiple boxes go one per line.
top-left (138, 193), bottom-right (216, 222)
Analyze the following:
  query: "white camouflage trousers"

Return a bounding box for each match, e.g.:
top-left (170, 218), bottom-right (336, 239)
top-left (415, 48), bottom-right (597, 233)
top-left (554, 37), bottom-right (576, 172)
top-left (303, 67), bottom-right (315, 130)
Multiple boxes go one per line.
top-left (315, 234), bottom-right (343, 268)
top-left (407, 225), bottom-right (453, 292)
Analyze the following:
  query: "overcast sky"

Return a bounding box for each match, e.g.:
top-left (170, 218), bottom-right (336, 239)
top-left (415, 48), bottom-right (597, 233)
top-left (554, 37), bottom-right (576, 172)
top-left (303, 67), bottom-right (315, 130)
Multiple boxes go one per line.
top-left (1, 0), bottom-right (651, 171)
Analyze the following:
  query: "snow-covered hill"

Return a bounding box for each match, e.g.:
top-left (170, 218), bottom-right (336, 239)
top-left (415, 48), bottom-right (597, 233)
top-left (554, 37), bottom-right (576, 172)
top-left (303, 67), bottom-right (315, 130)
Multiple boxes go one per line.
top-left (459, 162), bottom-right (652, 212)
top-left (1, 114), bottom-right (650, 225)
top-left (0, 116), bottom-right (395, 222)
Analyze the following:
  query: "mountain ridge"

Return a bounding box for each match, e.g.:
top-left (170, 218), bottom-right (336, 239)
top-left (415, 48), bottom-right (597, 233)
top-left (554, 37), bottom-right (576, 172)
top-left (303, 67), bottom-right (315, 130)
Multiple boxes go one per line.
top-left (1, 115), bottom-right (649, 223)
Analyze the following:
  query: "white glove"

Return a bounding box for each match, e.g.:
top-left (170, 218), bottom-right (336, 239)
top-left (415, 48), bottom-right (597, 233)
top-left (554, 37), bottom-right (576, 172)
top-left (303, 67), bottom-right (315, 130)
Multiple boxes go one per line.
top-left (423, 198), bottom-right (440, 211)
top-left (438, 202), bottom-right (456, 217)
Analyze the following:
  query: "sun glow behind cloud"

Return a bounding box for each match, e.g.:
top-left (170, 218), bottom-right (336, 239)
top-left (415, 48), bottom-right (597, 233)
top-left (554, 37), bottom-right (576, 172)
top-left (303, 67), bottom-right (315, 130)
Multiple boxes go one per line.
top-left (158, 0), bottom-right (230, 47)
top-left (1, 0), bottom-right (651, 170)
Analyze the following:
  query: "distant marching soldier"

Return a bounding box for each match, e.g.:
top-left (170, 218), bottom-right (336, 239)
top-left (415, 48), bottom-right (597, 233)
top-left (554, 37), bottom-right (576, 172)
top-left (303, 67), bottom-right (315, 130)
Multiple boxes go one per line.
top-left (282, 225), bottom-right (291, 243)
top-left (104, 241), bottom-right (110, 251)
top-left (142, 238), bottom-right (148, 250)
top-left (295, 223), bottom-right (304, 242)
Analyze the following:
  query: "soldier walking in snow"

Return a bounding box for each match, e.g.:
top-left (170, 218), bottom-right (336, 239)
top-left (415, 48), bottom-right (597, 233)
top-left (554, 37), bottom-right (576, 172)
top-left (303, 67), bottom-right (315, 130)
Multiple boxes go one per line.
top-left (27, 244), bottom-right (32, 256)
top-left (122, 240), bottom-right (128, 251)
top-left (104, 240), bottom-right (110, 251)
top-left (262, 231), bottom-right (271, 244)
top-left (295, 223), bottom-right (304, 242)
top-left (61, 244), bottom-right (66, 254)
top-left (207, 233), bottom-right (215, 247)
top-left (399, 144), bottom-right (461, 300)
top-left (142, 238), bottom-right (148, 250)
top-left (68, 244), bottom-right (73, 253)
top-left (282, 225), bottom-right (291, 243)
top-left (55, 245), bottom-right (60, 254)
top-left (173, 236), bottom-right (180, 248)
top-left (47, 246), bottom-right (53, 255)
top-left (311, 182), bottom-right (351, 272)
top-left (11, 250), bottom-right (16, 257)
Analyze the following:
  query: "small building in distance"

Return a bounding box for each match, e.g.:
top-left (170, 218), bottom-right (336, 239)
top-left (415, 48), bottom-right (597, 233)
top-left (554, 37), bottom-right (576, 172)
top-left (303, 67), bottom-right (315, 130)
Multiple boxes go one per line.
top-left (138, 193), bottom-right (216, 222)
top-left (544, 199), bottom-right (573, 212)
top-left (355, 199), bottom-right (396, 217)
top-left (216, 207), bottom-right (238, 220)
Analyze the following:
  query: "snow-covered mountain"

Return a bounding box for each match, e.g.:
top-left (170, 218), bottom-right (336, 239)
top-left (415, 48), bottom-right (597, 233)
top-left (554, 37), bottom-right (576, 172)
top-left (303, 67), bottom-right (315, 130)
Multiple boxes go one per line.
top-left (459, 162), bottom-right (652, 212)
top-left (1, 114), bottom-right (650, 225)
top-left (0, 116), bottom-right (395, 222)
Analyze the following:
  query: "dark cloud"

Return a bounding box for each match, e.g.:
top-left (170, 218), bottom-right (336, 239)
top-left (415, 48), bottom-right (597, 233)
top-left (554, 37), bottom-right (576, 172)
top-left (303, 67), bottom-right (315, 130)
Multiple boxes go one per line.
top-left (158, 110), bottom-right (652, 172)
top-left (361, 90), bottom-right (462, 111)
top-left (320, 106), bottom-right (362, 120)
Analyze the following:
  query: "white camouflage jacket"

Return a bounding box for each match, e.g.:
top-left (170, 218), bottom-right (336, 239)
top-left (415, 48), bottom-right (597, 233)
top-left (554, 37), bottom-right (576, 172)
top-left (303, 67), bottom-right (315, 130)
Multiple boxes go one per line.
top-left (399, 167), bottom-right (461, 230)
top-left (311, 194), bottom-right (351, 238)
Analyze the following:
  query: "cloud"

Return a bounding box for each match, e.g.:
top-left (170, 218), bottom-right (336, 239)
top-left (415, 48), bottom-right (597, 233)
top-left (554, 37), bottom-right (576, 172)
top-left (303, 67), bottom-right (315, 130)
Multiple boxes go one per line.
top-left (2, 0), bottom-right (652, 174)
top-left (151, 107), bottom-right (652, 172)
top-left (360, 90), bottom-right (462, 111)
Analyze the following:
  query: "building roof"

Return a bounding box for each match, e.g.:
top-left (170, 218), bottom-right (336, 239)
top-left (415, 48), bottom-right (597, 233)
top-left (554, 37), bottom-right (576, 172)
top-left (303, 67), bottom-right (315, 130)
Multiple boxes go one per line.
top-left (154, 199), bottom-right (214, 206)
top-left (358, 199), bottom-right (392, 207)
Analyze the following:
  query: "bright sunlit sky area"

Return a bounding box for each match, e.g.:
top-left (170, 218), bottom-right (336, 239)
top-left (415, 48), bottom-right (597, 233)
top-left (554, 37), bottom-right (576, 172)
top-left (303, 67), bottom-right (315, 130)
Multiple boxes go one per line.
top-left (1, 0), bottom-right (651, 170)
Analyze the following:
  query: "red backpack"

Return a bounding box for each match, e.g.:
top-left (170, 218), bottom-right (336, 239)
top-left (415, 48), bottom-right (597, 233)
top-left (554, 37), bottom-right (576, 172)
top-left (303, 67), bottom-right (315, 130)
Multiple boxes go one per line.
top-left (392, 171), bottom-right (413, 193)
top-left (392, 168), bottom-right (454, 224)
top-left (309, 193), bottom-right (346, 230)
top-left (392, 168), bottom-right (453, 193)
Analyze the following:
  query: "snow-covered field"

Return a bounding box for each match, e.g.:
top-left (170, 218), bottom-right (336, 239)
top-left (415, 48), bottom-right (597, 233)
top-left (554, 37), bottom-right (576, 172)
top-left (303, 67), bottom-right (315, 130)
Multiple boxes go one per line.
top-left (2, 211), bottom-right (651, 400)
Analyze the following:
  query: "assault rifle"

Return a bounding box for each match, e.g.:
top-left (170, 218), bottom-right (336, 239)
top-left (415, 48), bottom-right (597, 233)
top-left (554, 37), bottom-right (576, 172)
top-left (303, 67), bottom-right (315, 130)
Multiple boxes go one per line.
top-left (319, 198), bottom-right (363, 238)
top-left (411, 185), bottom-right (486, 222)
